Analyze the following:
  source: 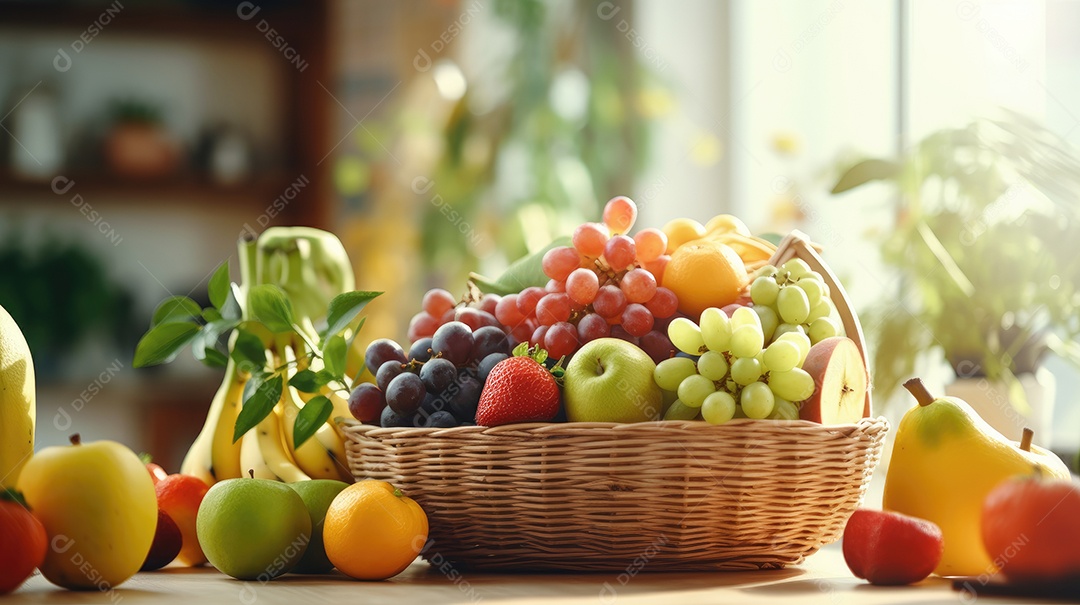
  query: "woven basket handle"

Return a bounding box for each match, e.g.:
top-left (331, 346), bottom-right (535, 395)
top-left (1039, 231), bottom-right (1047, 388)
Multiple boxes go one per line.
top-left (766, 231), bottom-right (873, 416)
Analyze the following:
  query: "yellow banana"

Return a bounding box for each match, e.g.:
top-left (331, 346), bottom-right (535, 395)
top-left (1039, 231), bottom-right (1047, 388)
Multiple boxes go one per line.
top-left (704, 214), bottom-right (752, 236)
top-left (239, 427), bottom-right (278, 480)
top-left (695, 232), bottom-right (777, 264)
top-left (208, 359), bottom-right (248, 482)
top-left (280, 384), bottom-right (346, 480)
top-left (180, 372), bottom-right (234, 485)
top-left (179, 430), bottom-right (215, 486)
top-left (309, 411), bottom-right (353, 483)
top-left (0, 305), bottom-right (36, 489)
top-left (255, 404), bottom-right (310, 483)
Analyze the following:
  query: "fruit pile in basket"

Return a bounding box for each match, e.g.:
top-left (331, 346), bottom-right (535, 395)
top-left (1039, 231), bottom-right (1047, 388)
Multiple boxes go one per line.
top-left (350, 196), bottom-right (869, 428)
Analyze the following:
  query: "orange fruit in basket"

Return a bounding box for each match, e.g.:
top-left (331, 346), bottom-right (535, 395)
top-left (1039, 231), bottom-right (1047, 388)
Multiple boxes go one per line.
top-left (662, 218), bottom-right (707, 254)
top-left (662, 242), bottom-right (749, 319)
top-left (323, 480), bottom-right (428, 580)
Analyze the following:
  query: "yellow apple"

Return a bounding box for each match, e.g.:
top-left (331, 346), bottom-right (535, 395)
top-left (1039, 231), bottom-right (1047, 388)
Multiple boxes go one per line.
top-left (18, 434), bottom-right (157, 590)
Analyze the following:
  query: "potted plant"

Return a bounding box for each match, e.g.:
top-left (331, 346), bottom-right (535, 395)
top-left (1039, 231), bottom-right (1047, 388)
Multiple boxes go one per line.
top-left (104, 99), bottom-right (179, 179)
top-left (832, 112), bottom-right (1080, 445)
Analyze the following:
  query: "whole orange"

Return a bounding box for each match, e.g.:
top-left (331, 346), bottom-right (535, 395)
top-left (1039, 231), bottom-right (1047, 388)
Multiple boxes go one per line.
top-left (323, 481), bottom-right (428, 580)
top-left (155, 474), bottom-right (210, 566)
top-left (0, 490), bottom-right (47, 594)
top-left (662, 242), bottom-right (749, 319)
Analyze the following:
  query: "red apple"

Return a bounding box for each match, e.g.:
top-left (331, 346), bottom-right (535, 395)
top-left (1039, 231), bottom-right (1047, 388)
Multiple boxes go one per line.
top-left (982, 473), bottom-right (1080, 584)
top-left (843, 509), bottom-right (943, 585)
top-left (140, 509), bottom-right (183, 571)
top-left (799, 336), bottom-right (867, 424)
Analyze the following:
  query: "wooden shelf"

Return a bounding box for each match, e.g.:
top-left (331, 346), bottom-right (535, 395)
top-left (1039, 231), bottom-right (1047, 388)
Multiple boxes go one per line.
top-left (0, 170), bottom-right (296, 208)
top-left (0, 1), bottom-right (313, 43)
top-left (0, 0), bottom-right (334, 228)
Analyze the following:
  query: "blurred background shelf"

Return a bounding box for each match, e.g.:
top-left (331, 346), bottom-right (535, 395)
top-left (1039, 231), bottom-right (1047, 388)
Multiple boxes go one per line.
top-left (0, 170), bottom-right (298, 207)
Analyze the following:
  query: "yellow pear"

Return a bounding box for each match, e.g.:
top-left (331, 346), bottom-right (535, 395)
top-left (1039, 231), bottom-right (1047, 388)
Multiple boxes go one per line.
top-left (883, 378), bottom-right (1071, 577)
top-left (0, 303), bottom-right (35, 488)
top-left (18, 434), bottom-right (157, 590)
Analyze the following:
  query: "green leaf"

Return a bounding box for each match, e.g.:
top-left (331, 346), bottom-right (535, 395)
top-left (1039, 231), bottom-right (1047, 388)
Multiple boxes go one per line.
top-left (289, 369), bottom-right (332, 393)
top-left (192, 328), bottom-right (228, 368)
top-left (202, 307), bottom-right (222, 323)
top-left (133, 321), bottom-right (200, 368)
top-left (199, 346), bottom-right (228, 368)
top-left (242, 371), bottom-right (267, 405)
top-left (151, 296), bottom-right (202, 327)
top-left (1, 488), bottom-right (29, 509)
top-left (323, 334), bottom-right (347, 380)
top-left (323, 291), bottom-right (382, 339)
top-left (221, 284), bottom-right (243, 322)
top-left (293, 395), bottom-right (332, 448)
top-left (233, 374), bottom-right (283, 443)
top-left (231, 329), bottom-right (267, 372)
top-left (831, 159), bottom-right (901, 194)
top-left (208, 261), bottom-right (230, 310)
top-left (469, 236), bottom-right (571, 295)
top-left (249, 284), bottom-right (295, 333)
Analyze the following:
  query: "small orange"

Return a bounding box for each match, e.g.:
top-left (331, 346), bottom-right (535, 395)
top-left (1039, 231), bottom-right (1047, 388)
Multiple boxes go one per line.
top-left (661, 218), bottom-right (707, 254)
top-left (662, 242), bottom-right (749, 320)
top-left (323, 480), bottom-right (428, 580)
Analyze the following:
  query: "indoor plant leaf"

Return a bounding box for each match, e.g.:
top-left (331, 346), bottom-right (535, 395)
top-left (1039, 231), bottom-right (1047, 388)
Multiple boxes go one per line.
top-left (470, 236), bottom-right (571, 295)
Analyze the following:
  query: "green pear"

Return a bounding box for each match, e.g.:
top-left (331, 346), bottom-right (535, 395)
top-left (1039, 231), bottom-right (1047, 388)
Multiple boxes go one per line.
top-left (288, 479), bottom-right (349, 574)
top-left (196, 475), bottom-right (311, 580)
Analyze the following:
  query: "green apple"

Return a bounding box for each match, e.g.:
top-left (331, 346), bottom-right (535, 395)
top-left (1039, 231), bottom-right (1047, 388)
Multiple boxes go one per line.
top-left (563, 338), bottom-right (662, 423)
top-left (288, 479), bottom-right (349, 574)
top-left (17, 434), bottom-right (157, 590)
top-left (196, 476), bottom-right (311, 580)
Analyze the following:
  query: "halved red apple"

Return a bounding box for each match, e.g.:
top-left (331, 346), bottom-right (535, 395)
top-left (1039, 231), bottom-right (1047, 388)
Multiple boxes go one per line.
top-left (799, 336), bottom-right (868, 424)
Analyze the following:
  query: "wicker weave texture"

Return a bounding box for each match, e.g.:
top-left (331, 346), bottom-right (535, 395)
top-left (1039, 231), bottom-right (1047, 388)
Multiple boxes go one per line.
top-left (341, 417), bottom-right (888, 571)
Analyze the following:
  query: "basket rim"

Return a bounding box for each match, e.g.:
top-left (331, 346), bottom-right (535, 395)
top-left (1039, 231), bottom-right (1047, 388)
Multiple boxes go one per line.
top-left (336, 415), bottom-right (888, 437)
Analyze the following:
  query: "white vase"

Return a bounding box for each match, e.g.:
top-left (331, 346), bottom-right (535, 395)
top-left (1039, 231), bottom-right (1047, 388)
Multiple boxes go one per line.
top-left (944, 366), bottom-right (1055, 448)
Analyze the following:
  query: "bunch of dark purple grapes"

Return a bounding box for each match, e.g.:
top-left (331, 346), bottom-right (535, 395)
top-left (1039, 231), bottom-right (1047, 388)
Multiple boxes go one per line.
top-left (348, 321), bottom-right (512, 427)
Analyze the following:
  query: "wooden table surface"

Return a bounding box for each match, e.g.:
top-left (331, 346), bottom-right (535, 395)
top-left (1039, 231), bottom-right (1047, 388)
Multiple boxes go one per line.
top-left (10, 543), bottom-right (1065, 605)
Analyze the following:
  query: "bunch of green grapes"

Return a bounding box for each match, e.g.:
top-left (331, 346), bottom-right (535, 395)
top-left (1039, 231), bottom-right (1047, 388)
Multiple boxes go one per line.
top-left (748, 258), bottom-right (843, 345)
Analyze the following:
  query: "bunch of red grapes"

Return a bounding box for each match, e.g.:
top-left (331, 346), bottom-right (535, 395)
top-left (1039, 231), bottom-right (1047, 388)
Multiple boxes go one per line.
top-left (405, 197), bottom-right (679, 363)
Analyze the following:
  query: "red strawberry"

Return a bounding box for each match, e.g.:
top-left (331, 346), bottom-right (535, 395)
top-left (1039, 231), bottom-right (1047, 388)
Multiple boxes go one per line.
top-left (476, 344), bottom-right (561, 426)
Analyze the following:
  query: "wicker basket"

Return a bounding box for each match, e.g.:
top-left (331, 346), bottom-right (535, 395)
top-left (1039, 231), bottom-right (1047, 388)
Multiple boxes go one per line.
top-left (339, 231), bottom-right (889, 571)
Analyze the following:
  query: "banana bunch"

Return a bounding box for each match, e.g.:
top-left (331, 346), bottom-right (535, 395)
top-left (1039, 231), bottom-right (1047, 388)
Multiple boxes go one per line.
top-left (0, 303), bottom-right (36, 489)
top-left (184, 357), bottom-right (353, 484)
top-left (663, 213), bottom-right (779, 274)
top-left (179, 227), bottom-right (358, 486)
top-left (695, 214), bottom-right (778, 267)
